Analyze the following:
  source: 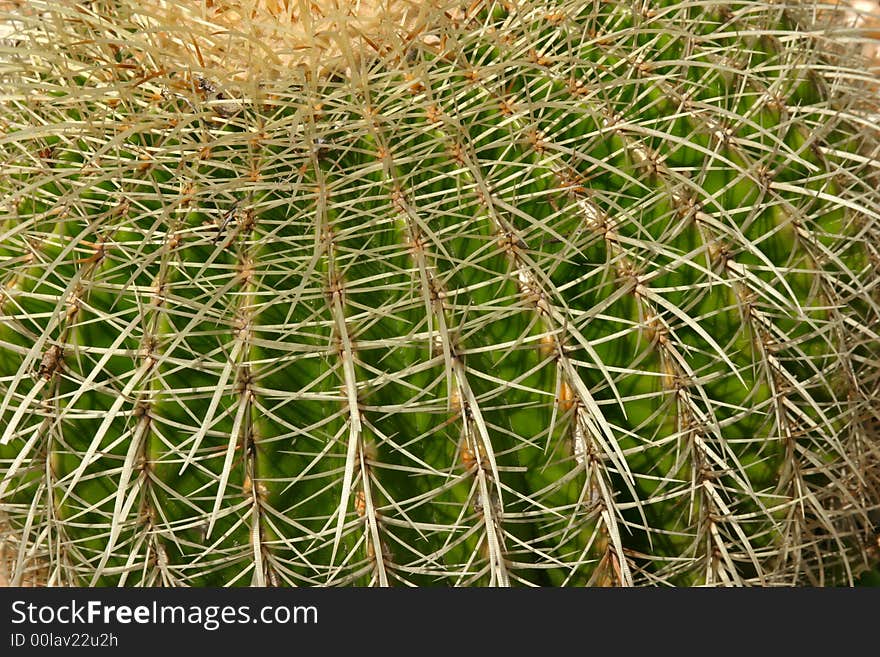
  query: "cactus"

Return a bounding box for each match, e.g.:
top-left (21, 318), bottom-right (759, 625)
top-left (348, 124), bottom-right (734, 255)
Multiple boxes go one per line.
top-left (1, 0), bottom-right (879, 587)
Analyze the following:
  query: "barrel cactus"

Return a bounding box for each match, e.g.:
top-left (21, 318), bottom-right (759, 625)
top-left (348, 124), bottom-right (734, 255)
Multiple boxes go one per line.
top-left (1, 0), bottom-right (879, 587)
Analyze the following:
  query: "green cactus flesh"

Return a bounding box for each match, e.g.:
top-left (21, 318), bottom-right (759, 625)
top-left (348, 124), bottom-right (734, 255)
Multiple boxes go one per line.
top-left (1, 1), bottom-right (879, 586)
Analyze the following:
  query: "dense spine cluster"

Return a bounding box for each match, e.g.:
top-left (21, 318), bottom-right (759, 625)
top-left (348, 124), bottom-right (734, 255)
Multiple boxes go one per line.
top-left (1, 1), bottom-right (879, 586)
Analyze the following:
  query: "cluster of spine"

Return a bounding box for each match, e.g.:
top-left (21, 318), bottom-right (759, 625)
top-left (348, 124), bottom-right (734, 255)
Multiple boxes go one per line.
top-left (1, 0), bottom-right (879, 586)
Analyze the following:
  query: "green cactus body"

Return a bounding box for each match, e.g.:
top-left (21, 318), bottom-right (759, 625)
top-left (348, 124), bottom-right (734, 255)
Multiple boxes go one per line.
top-left (1, 0), bottom-right (879, 586)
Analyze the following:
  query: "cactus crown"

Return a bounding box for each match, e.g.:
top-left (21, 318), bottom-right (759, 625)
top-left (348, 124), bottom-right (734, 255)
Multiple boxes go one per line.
top-left (1, 0), bottom-right (879, 586)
